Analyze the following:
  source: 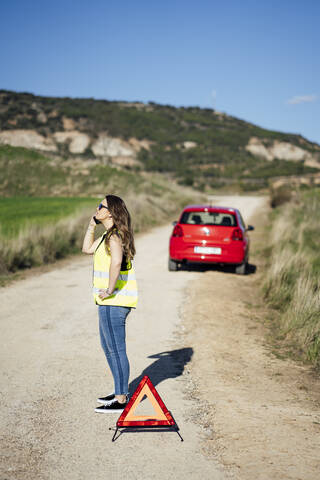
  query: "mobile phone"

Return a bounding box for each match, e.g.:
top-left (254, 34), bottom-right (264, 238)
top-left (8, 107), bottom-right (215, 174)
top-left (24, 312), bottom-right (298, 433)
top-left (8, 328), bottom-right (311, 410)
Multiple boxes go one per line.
top-left (93, 216), bottom-right (101, 225)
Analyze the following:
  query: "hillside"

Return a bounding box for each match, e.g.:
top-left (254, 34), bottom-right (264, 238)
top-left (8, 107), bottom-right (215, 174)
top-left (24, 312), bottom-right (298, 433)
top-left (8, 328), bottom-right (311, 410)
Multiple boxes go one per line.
top-left (0, 89), bottom-right (320, 192)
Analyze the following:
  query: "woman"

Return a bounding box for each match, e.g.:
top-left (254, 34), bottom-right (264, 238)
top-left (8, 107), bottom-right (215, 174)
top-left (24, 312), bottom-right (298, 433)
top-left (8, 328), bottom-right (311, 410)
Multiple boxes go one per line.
top-left (82, 194), bottom-right (138, 413)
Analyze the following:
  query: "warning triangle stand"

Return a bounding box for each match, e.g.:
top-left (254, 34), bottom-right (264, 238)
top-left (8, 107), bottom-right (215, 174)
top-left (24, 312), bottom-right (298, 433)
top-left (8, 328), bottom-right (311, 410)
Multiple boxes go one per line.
top-left (109, 375), bottom-right (183, 441)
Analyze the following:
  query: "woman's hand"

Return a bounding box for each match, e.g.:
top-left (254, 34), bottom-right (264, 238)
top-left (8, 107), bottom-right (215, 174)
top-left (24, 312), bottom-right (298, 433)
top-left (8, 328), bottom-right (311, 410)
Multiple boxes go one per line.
top-left (98, 288), bottom-right (112, 300)
top-left (89, 215), bottom-right (97, 227)
top-left (81, 216), bottom-right (98, 253)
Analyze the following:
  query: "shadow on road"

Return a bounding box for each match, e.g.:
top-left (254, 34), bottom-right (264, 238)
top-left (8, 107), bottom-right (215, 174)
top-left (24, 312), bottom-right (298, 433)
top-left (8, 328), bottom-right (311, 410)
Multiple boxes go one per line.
top-left (129, 347), bottom-right (193, 397)
top-left (178, 262), bottom-right (257, 275)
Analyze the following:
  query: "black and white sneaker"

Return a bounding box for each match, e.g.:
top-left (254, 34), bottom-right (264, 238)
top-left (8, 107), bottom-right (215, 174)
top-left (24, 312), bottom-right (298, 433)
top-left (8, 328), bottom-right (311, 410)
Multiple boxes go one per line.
top-left (97, 392), bottom-right (115, 404)
top-left (95, 398), bottom-right (128, 413)
top-left (97, 393), bottom-right (129, 405)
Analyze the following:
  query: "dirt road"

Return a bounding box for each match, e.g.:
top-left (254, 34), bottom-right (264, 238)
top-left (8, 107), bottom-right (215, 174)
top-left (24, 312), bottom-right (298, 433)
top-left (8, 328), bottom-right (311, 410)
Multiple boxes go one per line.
top-left (1, 195), bottom-right (319, 479)
top-left (181, 195), bottom-right (320, 479)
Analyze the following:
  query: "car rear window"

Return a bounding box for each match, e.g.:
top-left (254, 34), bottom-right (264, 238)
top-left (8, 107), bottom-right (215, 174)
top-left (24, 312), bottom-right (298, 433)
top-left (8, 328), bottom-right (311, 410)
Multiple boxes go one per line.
top-left (180, 211), bottom-right (237, 226)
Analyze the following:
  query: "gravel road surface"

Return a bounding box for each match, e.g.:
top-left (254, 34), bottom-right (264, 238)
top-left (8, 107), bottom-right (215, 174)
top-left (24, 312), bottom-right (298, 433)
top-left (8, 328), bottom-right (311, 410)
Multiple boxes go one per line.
top-left (4, 195), bottom-right (316, 480)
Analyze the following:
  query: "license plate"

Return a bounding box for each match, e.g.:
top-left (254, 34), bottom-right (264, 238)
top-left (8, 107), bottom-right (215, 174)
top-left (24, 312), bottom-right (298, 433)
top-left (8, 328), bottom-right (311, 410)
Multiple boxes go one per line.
top-left (194, 246), bottom-right (221, 255)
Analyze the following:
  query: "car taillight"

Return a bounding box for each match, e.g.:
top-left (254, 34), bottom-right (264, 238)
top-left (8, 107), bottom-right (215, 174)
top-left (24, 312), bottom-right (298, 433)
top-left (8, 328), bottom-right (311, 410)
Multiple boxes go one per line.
top-left (172, 224), bottom-right (183, 237)
top-left (231, 227), bottom-right (243, 241)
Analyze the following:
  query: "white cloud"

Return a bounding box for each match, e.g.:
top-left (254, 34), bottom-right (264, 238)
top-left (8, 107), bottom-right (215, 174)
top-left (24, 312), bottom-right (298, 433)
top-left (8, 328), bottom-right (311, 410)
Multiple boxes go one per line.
top-left (286, 94), bottom-right (318, 105)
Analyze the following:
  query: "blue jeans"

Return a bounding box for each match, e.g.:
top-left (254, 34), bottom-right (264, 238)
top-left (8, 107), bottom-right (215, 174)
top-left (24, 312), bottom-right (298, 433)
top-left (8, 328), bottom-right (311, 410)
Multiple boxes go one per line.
top-left (98, 305), bottom-right (131, 395)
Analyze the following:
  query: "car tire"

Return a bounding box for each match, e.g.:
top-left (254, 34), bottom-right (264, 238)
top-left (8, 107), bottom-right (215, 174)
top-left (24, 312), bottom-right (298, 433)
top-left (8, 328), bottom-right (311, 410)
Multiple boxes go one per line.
top-left (168, 258), bottom-right (179, 271)
top-left (235, 261), bottom-right (247, 275)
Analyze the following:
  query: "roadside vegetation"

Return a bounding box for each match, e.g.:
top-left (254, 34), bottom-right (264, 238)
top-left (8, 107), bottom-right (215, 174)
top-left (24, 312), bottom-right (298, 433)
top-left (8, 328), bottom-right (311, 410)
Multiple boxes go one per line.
top-left (0, 150), bottom-right (206, 284)
top-left (262, 186), bottom-right (320, 369)
top-left (0, 185), bottom-right (204, 283)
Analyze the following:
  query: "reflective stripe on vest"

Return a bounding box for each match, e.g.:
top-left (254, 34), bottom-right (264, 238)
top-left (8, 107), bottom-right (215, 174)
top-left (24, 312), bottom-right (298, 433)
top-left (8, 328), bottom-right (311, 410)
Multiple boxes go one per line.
top-left (93, 270), bottom-right (136, 281)
top-left (92, 231), bottom-right (138, 308)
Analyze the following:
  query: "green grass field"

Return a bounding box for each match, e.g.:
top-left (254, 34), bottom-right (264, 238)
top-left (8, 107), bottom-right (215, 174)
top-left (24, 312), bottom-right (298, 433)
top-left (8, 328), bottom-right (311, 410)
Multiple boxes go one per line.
top-left (0, 197), bottom-right (99, 238)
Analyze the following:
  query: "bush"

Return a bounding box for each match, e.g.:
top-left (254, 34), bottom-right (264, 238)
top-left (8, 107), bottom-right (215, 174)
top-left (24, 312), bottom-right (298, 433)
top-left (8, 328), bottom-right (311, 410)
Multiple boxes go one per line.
top-left (270, 185), bottom-right (292, 208)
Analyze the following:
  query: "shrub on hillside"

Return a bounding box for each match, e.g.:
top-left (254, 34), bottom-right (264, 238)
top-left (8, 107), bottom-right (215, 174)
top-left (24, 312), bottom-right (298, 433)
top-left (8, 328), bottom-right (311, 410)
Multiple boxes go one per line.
top-left (270, 185), bottom-right (292, 208)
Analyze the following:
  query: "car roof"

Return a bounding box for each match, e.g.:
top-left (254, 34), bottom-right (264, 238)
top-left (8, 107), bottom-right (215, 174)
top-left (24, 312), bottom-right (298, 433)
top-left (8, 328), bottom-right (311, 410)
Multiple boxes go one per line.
top-left (182, 205), bottom-right (240, 214)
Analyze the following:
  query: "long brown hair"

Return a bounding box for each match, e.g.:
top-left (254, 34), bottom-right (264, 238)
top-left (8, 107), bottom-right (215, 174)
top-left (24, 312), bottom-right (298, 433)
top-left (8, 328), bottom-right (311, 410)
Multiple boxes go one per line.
top-left (105, 194), bottom-right (136, 260)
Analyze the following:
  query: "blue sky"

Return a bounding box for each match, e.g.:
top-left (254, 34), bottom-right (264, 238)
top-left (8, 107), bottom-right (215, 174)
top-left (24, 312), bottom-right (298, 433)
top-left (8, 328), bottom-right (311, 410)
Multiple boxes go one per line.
top-left (1, 0), bottom-right (319, 143)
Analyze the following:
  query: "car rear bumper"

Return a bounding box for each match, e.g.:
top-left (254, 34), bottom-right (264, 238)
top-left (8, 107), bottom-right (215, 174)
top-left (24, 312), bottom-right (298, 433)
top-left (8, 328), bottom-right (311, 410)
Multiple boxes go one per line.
top-left (169, 240), bottom-right (247, 264)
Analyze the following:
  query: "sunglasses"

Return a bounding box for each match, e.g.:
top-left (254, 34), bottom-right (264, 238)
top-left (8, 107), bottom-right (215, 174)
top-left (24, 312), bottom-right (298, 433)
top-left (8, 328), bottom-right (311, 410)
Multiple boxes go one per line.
top-left (98, 203), bottom-right (109, 210)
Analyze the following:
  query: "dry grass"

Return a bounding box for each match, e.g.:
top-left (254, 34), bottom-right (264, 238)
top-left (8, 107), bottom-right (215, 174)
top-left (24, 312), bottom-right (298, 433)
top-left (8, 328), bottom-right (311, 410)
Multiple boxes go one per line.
top-left (0, 181), bottom-right (206, 279)
top-left (0, 209), bottom-right (92, 273)
top-left (263, 188), bottom-right (320, 367)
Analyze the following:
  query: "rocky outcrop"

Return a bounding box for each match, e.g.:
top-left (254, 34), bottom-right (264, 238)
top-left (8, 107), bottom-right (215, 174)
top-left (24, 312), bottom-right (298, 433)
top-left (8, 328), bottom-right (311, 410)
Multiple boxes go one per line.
top-left (183, 141), bottom-right (197, 149)
top-left (175, 141), bottom-right (197, 150)
top-left (0, 128), bottom-right (150, 162)
top-left (62, 117), bottom-right (76, 131)
top-left (272, 141), bottom-right (311, 161)
top-left (246, 137), bottom-right (317, 164)
top-left (53, 131), bottom-right (90, 154)
top-left (0, 129), bottom-right (57, 152)
top-left (37, 112), bottom-right (47, 124)
top-left (91, 135), bottom-right (135, 157)
top-left (246, 138), bottom-right (273, 161)
top-left (128, 137), bottom-right (152, 151)
top-left (1, 127), bottom-right (319, 173)
top-left (111, 156), bottom-right (141, 167)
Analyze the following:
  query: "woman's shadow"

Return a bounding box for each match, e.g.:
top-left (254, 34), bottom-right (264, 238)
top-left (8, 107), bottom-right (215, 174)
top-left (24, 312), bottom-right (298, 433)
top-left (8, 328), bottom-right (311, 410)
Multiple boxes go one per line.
top-left (128, 347), bottom-right (193, 398)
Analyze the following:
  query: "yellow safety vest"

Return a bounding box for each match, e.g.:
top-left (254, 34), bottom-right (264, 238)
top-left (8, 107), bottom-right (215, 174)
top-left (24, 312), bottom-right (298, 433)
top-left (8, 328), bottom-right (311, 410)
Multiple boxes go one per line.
top-left (92, 228), bottom-right (138, 308)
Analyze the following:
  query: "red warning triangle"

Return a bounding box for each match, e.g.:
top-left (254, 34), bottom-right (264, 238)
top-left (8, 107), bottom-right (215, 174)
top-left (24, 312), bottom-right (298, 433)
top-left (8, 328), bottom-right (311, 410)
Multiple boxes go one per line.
top-left (117, 375), bottom-right (175, 427)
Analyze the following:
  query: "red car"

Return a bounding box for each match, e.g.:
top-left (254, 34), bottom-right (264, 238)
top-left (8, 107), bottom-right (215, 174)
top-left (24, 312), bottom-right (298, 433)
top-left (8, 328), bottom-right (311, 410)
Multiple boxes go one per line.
top-left (169, 204), bottom-right (254, 274)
